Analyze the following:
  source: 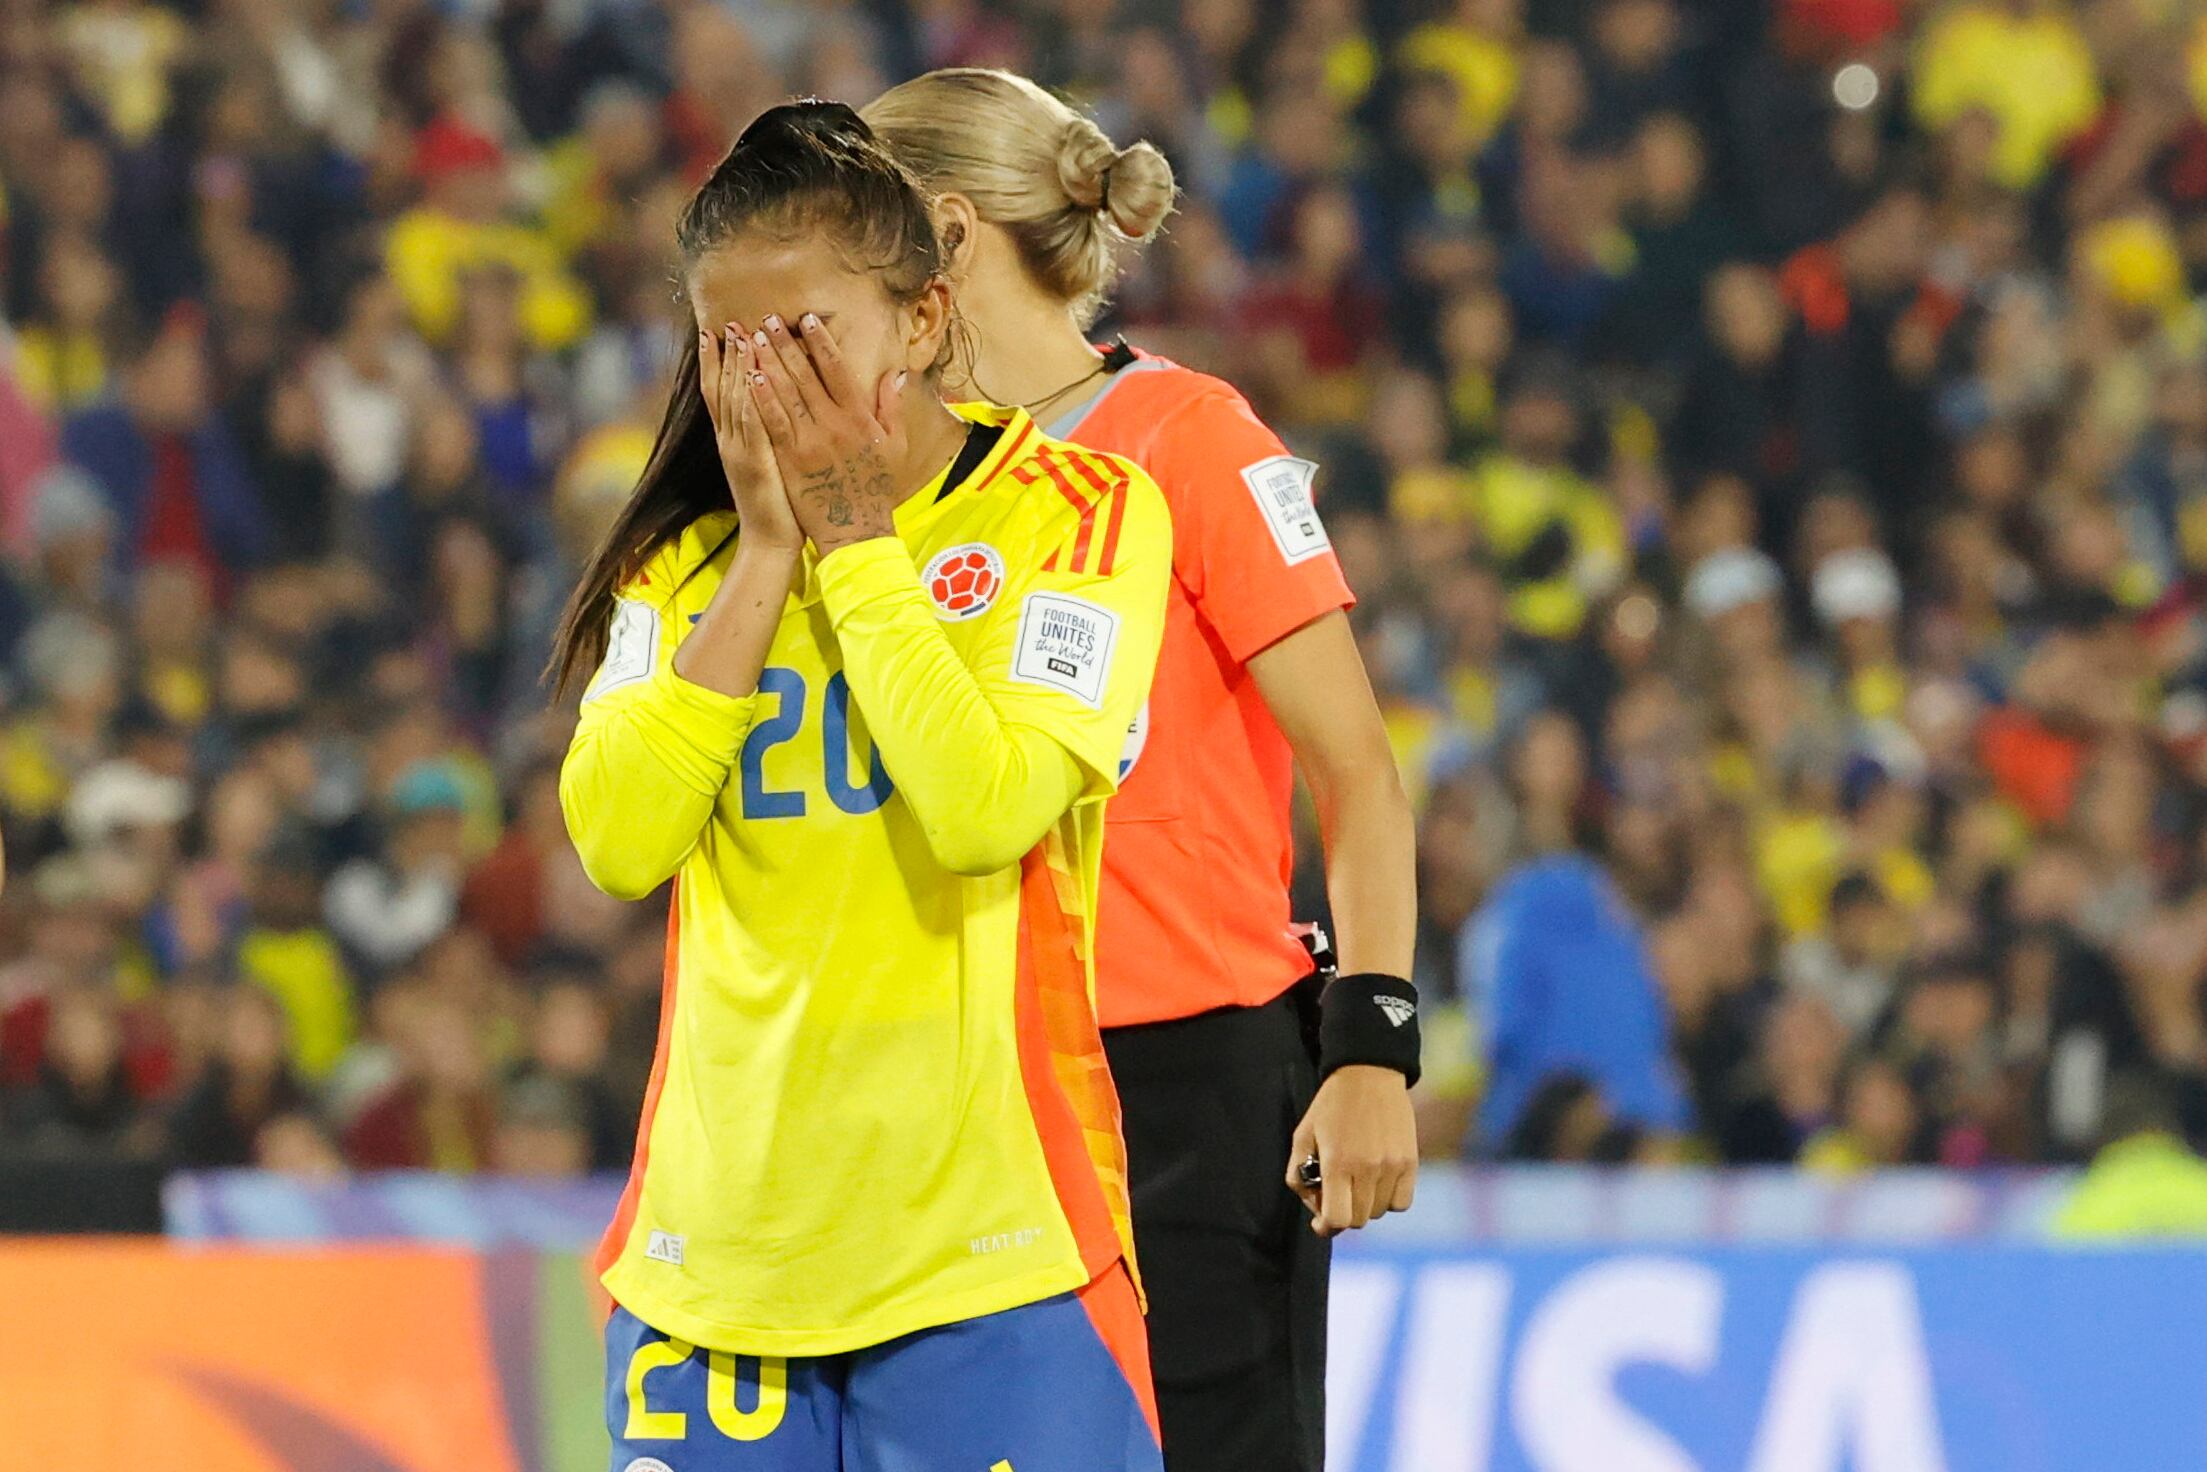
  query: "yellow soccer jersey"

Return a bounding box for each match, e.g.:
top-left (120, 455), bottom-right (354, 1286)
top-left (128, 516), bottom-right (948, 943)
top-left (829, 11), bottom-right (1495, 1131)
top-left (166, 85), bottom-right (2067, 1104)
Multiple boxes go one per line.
top-left (562, 403), bottom-right (1171, 1356)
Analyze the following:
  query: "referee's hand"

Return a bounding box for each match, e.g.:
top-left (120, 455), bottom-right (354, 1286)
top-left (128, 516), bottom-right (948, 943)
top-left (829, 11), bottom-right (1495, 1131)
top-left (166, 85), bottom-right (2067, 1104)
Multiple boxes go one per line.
top-left (1286, 1065), bottom-right (1419, 1236)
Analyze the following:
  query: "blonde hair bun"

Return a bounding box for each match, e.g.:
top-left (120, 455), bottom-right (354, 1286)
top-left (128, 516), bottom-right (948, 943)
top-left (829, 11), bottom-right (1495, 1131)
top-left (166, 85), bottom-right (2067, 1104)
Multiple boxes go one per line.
top-left (866, 68), bottom-right (1178, 322)
top-left (1106, 140), bottom-right (1176, 243)
top-left (1055, 120), bottom-right (1174, 244)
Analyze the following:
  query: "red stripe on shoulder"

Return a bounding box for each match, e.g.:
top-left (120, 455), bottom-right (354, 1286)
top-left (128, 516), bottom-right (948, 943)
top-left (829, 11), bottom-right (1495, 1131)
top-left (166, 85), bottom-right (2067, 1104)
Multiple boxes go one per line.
top-left (1096, 478), bottom-right (1131, 577)
top-left (1025, 444), bottom-right (1099, 573)
top-left (1063, 452), bottom-right (1133, 577)
top-left (992, 417), bottom-right (1038, 476)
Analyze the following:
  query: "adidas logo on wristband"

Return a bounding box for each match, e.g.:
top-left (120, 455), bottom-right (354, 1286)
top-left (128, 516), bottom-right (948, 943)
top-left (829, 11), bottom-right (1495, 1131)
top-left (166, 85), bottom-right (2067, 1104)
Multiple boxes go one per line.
top-left (1319, 972), bottom-right (1422, 1086)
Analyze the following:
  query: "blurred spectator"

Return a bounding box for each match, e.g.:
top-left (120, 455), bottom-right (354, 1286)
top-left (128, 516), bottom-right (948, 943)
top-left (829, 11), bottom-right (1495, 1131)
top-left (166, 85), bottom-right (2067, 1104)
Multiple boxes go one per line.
top-left (1471, 359), bottom-right (1624, 640)
top-left (234, 830), bottom-right (354, 1083)
top-left (1782, 871), bottom-right (1905, 1031)
top-left (492, 1073), bottom-right (592, 1176)
top-left (1668, 265), bottom-right (1796, 518)
top-left (168, 984), bottom-right (306, 1168)
top-left (1461, 713), bottom-right (1691, 1151)
top-left (60, 312), bottom-right (271, 588)
top-left (1802, 1051), bottom-right (1921, 1173)
top-left (16, 235), bottom-right (118, 414)
top-left (324, 760), bottom-right (468, 978)
top-left (4, 984), bottom-right (160, 1157)
top-left (1600, 113), bottom-right (1738, 368)
top-left (509, 971), bottom-right (630, 1170)
top-left (460, 759), bottom-right (566, 967)
top-left (343, 989), bottom-right (495, 1171)
top-left (310, 272), bottom-right (438, 516)
top-left (383, 116), bottom-right (589, 353)
top-left (1713, 991), bottom-right (1848, 1163)
top-left (1237, 182), bottom-right (1385, 425)
top-left (1502, 1072), bottom-right (1643, 1161)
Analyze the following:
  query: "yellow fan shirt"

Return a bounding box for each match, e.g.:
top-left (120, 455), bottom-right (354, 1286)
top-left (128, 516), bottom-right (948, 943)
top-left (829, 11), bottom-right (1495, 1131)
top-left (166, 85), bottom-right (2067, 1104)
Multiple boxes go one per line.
top-left (562, 404), bottom-right (1171, 1356)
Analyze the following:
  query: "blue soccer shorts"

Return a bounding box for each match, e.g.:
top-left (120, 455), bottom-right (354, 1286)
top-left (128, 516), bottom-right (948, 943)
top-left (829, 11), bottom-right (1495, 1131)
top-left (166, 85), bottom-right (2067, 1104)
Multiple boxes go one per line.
top-left (605, 1264), bottom-right (1163, 1472)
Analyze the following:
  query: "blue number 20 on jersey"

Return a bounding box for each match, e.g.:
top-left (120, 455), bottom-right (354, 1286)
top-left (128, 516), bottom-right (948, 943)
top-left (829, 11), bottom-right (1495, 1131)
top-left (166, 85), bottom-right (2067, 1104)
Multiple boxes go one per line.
top-left (738, 666), bottom-right (895, 820)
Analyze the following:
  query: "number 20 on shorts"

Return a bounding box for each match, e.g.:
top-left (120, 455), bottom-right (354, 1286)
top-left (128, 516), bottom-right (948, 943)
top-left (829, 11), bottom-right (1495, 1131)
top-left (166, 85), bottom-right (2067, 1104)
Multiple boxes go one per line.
top-left (625, 1336), bottom-right (788, 1441)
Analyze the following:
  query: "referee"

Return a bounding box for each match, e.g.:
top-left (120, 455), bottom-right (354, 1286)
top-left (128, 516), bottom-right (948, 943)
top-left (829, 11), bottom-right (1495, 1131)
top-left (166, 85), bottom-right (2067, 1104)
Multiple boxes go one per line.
top-left (860, 68), bottom-right (1427, 1471)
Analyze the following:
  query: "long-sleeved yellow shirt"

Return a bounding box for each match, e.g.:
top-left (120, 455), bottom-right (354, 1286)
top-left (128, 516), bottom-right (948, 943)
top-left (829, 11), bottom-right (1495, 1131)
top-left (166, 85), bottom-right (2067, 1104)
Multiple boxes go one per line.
top-left (563, 404), bottom-right (1171, 1355)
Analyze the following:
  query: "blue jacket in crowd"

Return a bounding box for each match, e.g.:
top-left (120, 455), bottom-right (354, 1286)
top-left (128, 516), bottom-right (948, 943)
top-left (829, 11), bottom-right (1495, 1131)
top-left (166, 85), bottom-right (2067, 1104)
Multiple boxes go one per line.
top-left (1460, 853), bottom-right (1691, 1151)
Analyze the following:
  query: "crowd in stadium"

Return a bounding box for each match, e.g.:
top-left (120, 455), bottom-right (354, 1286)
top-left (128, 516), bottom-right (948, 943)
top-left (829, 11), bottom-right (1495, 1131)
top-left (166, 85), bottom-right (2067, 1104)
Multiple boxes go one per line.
top-left (0, 0), bottom-right (2205, 1179)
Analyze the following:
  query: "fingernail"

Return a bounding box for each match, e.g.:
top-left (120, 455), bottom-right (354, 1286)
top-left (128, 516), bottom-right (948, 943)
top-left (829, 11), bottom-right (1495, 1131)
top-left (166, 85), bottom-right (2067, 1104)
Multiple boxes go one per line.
top-left (751, 372), bottom-right (766, 386)
top-left (764, 315), bottom-right (782, 333)
top-left (754, 330), bottom-right (769, 347)
top-left (895, 371), bottom-right (908, 388)
top-left (800, 313), bottom-right (820, 330)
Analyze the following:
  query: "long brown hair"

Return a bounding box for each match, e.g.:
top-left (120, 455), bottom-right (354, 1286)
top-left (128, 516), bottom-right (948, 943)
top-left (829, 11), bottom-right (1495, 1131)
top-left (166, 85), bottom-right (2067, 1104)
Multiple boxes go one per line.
top-left (547, 100), bottom-right (946, 693)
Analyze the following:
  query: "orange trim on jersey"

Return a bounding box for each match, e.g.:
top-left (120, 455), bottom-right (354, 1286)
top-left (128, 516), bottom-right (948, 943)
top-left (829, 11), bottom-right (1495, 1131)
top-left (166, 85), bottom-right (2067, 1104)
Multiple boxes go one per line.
top-left (1013, 848), bottom-right (1134, 1280)
top-left (595, 886), bottom-right (681, 1284)
top-left (1079, 1263), bottom-right (1162, 1443)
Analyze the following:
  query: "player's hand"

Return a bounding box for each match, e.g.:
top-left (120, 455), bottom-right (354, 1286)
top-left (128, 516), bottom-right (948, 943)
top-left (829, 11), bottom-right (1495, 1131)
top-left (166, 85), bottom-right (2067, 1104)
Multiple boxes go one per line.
top-left (700, 323), bottom-right (802, 555)
top-left (747, 312), bottom-right (908, 555)
top-left (1287, 1064), bottom-right (1419, 1236)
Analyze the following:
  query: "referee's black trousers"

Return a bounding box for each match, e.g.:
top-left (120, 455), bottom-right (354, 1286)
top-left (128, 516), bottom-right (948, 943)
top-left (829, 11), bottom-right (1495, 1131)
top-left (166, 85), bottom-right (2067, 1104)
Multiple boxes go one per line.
top-left (1103, 989), bottom-right (1330, 1472)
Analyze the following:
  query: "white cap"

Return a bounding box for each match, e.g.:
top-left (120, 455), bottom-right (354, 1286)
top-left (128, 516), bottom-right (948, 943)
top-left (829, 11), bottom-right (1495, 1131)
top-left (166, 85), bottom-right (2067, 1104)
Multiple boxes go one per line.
top-left (64, 759), bottom-right (192, 848)
top-left (1684, 547), bottom-right (1783, 619)
top-left (1813, 548), bottom-right (1901, 626)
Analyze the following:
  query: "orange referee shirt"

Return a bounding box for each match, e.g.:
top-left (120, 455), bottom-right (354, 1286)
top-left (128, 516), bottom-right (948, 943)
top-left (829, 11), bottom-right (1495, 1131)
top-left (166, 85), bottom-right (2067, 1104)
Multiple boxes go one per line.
top-left (1046, 349), bottom-right (1354, 1028)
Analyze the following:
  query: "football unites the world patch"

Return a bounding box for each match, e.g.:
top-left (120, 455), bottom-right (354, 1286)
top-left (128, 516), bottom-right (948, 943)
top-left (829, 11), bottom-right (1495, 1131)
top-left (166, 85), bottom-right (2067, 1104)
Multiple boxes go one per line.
top-left (1010, 591), bottom-right (1120, 708)
top-left (1240, 453), bottom-right (1331, 565)
top-left (922, 542), bottom-right (1007, 620)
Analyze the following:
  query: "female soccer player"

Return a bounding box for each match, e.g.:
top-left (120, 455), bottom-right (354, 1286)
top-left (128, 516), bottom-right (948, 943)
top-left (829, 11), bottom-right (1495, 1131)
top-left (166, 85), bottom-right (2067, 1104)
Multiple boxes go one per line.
top-left (551, 102), bottom-right (1172, 1472)
top-left (868, 71), bottom-right (1421, 1472)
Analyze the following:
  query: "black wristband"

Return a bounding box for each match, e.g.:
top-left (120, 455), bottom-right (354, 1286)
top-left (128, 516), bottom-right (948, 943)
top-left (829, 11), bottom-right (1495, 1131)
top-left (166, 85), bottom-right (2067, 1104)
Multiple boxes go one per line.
top-left (1317, 973), bottom-right (1421, 1087)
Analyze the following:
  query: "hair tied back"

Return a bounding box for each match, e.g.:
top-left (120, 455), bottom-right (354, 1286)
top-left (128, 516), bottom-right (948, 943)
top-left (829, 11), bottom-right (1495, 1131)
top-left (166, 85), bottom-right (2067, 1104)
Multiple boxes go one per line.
top-left (1055, 117), bottom-right (1118, 212)
top-left (1055, 118), bottom-right (1172, 242)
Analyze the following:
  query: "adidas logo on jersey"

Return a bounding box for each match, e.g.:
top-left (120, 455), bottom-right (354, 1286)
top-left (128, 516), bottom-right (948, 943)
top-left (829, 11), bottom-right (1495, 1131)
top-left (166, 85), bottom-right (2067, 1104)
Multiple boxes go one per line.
top-left (644, 1230), bottom-right (686, 1266)
top-left (1376, 996), bottom-right (1416, 1028)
